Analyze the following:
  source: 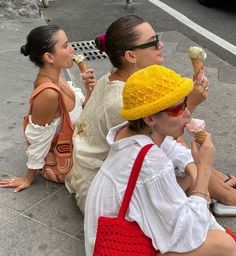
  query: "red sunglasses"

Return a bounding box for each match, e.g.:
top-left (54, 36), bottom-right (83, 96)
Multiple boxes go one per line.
top-left (162, 98), bottom-right (187, 117)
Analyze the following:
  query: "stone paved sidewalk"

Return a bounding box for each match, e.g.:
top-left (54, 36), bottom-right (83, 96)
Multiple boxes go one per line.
top-left (1, 10), bottom-right (236, 256)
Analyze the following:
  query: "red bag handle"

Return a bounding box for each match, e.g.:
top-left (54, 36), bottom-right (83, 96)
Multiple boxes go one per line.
top-left (28, 82), bottom-right (73, 134)
top-left (118, 143), bottom-right (154, 219)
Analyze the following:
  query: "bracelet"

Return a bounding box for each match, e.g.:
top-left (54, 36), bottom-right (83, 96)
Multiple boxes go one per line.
top-left (191, 190), bottom-right (209, 198)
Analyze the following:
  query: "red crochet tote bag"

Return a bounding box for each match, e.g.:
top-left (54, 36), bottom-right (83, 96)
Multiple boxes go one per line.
top-left (93, 144), bottom-right (159, 256)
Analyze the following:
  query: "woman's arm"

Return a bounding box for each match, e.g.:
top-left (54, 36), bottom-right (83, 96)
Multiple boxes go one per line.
top-left (0, 89), bottom-right (60, 192)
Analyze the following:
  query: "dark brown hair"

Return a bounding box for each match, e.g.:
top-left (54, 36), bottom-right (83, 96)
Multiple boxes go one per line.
top-left (128, 119), bottom-right (147, 132)
top-left (95, 15), bottom-right (146, 69)
top-left (20, 25), bottom-right (61, 67)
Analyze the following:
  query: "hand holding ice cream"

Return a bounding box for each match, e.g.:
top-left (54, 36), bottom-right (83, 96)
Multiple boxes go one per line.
top-left (186, 118), bottom-right (207, 144)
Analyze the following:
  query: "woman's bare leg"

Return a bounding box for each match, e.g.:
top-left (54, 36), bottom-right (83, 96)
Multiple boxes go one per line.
top-left (212, 168), bottom-right (236, 186)
top-left (161, 231), bottom-right (236, 256)
top-left (209, 170), bottom-right (236, 206)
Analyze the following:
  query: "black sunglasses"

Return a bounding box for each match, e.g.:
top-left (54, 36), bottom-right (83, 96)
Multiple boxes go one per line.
top-left (128, 34), bottom-right (160, 50)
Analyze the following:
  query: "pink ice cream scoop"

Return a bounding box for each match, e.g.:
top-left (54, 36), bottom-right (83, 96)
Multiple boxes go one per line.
top-left (186, 118), bottom-right (207, 144)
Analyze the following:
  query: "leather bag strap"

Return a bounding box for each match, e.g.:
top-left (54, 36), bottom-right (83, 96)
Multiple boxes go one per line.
top-left (28, 82), bottom-right (73, 133)
top-left (118, 143), bottom-right (154, 219)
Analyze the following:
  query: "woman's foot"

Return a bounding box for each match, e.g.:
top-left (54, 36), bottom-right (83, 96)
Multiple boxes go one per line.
top-left (224, 174), bottom-right (236, 189)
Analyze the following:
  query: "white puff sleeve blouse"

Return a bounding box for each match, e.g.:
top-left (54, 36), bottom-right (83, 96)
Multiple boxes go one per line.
top-left (84, 123), bottom-right (210, 255)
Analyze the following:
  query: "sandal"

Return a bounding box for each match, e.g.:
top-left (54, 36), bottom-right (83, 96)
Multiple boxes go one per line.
top-left (213, 202), bottom-right (236, 217)
top-left (224, 173), bottom-right (236, 189)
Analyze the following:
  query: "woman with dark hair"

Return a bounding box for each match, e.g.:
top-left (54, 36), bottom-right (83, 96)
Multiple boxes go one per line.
top-left (0, 25), bottom-right (96, 191)
top-left (66, 15), bottom-right (236, 216)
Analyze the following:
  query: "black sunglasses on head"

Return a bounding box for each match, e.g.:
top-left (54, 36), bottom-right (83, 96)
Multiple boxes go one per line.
top-left (128, 34), bottom-right (160, 50)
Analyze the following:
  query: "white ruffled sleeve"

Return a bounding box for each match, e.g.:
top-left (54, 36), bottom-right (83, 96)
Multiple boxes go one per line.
top-left (25, 116), bottom-right (60, 169)
top-left (161, 136), bottom-right (194, 176)
top-left (127, 147), bottom-right (210, 254)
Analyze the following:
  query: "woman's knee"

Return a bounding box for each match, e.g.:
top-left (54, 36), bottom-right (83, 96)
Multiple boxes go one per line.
top-left (207, 231), bottom-right (236, 256)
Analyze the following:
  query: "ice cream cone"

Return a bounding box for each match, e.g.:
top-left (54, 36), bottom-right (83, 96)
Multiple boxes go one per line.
top-left (77, 61), bottom-right (87, 73)
top-left (186, 118), bottom-right (207, 145)
top-left (191, 58), bottom-right (203, 78)
top-left (73, 54), bottom-right (87, 73)
top-left (194, 131), bottom-right (207, 144)
top-left (187, 47), bottom-right (207, 80)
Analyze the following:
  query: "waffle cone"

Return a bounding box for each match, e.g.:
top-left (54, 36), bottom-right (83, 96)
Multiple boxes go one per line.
top-left (191, 58), bottom-right (203, 77)
top-left (77, 61), bottom-right (87, 73)
top-left (194, 131), bottom-right (207, 144)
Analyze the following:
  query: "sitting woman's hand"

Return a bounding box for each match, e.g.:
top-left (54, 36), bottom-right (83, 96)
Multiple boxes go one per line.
top-left (191, 132), bottom-right (215, 171)
top-left (0, 176), bottom-right (33, 192)
top-left (81, 69), bottom-right (97, 96)
top-left (187, 69), bottom-right (209, 113)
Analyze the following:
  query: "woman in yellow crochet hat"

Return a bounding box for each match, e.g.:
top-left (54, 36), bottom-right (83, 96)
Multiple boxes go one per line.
top-left (85, 65), bottom-right (236, 256)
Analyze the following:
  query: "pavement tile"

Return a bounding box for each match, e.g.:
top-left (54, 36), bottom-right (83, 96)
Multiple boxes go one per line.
top-left (48, 237), bottom-right (85, 256)
top-left (203, 66), bottom-right (219, 82)
top-left (0, 204), bottom-right (19, 227)
top-left (1, 5), bottom-right (236, 253)
top-left (162, 41), bottom-right (179, 54)
top-left (177, 39), bottom-right (202, 52)
top-left (219, 66), bottom-right (236, 84)
top-left (192, 81), bottom-right (236, 173)
top-left (0, 61), bottom-right (35, 100)
top-left (163, 30), bottom-right (189, 42)
top-left (0, 18), bottom-right (46, 49)
top-left (164, 51), bottom-right (193, 77)
top-left (24, 187), bottom-right (83, 236)
top-left (0, 50), bottom-right (31, 66)
top-left (0, 215), bottom-right (68, 256)
top-left (0, 101), bottom-right (26, 121)
top-left (0, 173), bottom-right (61, 212)
top-left (0, 116), bottom-right (26, 147)
top-left (0, 145), bottom-right (29, 176)
top-left (204, 50), bottom-right (231, 68)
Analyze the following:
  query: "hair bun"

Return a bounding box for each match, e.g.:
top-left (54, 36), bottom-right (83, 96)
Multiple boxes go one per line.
top-left (20, 44), bottom-right (29, 56)
top-left (95, 33), bottom-right (107, 53)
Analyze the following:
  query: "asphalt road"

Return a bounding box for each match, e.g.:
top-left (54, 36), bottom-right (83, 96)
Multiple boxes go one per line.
top-left (42, 0), bottom-right (236, 66)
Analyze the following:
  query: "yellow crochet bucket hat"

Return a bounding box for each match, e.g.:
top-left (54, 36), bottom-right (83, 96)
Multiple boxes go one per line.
top-left (121, 65), bottom-right (193, 120)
